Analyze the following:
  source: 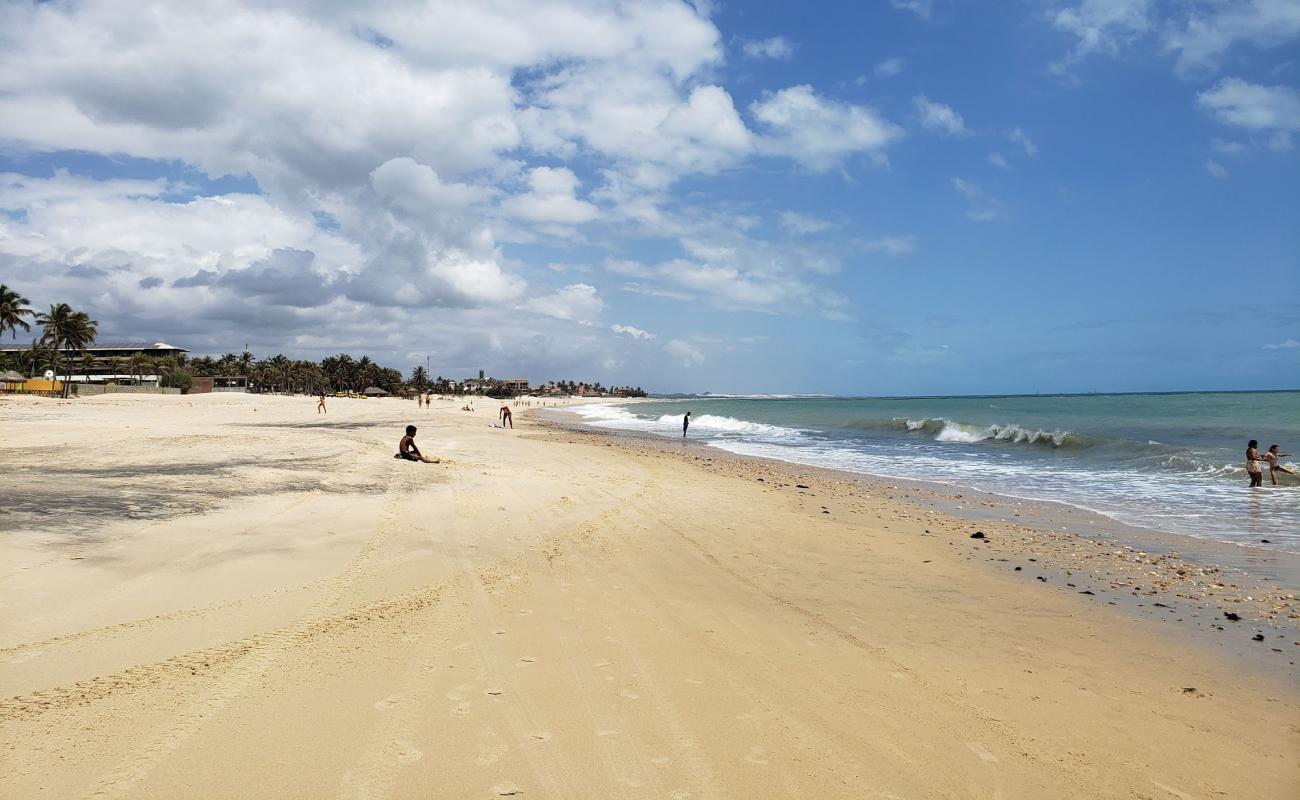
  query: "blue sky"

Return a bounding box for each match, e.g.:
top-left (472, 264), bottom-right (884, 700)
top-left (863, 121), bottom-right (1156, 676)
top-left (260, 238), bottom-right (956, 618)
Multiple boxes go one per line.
top-left (0, 1), bottom-right (1296, 395)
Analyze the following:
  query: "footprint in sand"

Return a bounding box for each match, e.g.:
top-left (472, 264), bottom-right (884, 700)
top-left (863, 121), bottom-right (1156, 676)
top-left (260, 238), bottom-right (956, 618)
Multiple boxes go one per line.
top-left (965, 742), bottom-right (999, 763)
top-left (477, 743), bottom-right (508, 766)
top-left (744, 746), bottom-right (769, 766)
top-left (516, 609), bottom-right (534, 616)
top-left (373, 695), bottom-right (401, 711)
top-left (518, 656), bottom-right (538, 665)
top-left (492, 782), bottom-right (523, 796)
top-left (451, 702), bottom-right (472, 716)
top-left (528, 731), bottom-right (551, 741)
top-left (619, 689), bottom-right (640, 700)
top-left (484, 688), bottom-right (504, 697)
top-left (389, 740), bottom-right (423, 763)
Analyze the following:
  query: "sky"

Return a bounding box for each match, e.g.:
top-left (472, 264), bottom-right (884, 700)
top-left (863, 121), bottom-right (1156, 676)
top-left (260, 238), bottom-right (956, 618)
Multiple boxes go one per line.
top-left (0, 0), bottom-right (1297, 396)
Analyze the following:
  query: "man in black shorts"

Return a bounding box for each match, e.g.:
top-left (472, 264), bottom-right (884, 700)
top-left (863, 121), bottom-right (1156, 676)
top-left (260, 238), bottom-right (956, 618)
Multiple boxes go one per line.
top-left (396, 425), bottom-right (440, 463)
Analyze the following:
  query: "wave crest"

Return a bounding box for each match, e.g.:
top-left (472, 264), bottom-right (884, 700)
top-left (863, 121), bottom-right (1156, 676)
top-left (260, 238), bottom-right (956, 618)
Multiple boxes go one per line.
top-left (849, 417), bottom-right (1090, 448)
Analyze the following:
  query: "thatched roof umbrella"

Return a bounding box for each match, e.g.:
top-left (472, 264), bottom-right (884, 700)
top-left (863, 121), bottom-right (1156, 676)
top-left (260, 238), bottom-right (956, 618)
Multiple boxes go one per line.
top-left (363, 386), bottom-right (389, 396)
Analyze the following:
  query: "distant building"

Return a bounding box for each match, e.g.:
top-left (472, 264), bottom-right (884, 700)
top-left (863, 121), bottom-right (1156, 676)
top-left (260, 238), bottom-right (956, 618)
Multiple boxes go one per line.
top-left (0, 341), bottom-right (189, 383)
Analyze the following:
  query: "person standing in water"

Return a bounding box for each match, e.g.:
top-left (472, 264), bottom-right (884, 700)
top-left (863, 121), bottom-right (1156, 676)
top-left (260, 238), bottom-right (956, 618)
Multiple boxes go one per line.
top-left (682, 411), bottom-right (691, 438)
top-left (1246, 440), bottom-right (1268, 487)
top-left (1265, 444), bottom-right (1294, 485)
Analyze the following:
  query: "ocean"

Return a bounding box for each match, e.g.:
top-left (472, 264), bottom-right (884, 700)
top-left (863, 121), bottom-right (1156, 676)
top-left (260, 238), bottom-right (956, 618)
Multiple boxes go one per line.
top-left (565, 392), bottom-right (1300, 550)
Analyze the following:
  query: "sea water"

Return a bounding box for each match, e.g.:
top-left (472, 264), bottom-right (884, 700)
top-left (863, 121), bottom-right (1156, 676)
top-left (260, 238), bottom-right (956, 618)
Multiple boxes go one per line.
top-left (566, 392), bottom-right (1300, 550)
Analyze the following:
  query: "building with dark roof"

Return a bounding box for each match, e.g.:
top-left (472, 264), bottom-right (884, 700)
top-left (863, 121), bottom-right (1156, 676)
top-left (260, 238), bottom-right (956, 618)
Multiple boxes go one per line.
top-left (0, 341), bottom-right (189, 383)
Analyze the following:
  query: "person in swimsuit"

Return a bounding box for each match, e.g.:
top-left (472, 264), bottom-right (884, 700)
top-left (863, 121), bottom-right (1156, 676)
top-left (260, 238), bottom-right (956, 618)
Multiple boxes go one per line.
top-left (317, 391), bottom-right (327, 414)
top-left (499, 404), bottom-right (513, 428)
top-left (682, 411), bottom-right (690, 438)
top-left (1246, 440), bottom-right (1267, 487)
top-left (396, 425), bottom-right (440, 463)
top-left (1265, 444), bottom-right (1294, 485)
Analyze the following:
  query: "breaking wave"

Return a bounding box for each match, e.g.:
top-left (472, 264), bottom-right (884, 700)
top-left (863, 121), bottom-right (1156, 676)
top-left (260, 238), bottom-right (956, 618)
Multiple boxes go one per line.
top-left (848, 417), bottom-right (1091, 448)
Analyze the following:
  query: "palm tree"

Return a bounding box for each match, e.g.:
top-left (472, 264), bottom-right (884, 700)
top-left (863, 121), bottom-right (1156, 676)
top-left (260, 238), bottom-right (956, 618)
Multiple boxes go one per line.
top-left (36, 303), bottom-right (98, 396)
top-left (410, 366), bottom-right (429, 391)
top-left (128, 352), bottom-right (152, 385)
top-left (238, 351), bottom-right (255, 376)
top-left (0, 285), bottom-right (34, 341)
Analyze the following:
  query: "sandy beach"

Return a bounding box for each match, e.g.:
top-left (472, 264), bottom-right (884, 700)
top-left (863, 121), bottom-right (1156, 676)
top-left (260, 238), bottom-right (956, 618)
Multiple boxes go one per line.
top-left (2, 393), bottom-right (1297, 799)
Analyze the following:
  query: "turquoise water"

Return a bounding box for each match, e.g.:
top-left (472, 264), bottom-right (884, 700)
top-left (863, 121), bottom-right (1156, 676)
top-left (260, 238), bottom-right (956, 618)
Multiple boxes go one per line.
top-left (567, 392), bottom-right (1300, 549)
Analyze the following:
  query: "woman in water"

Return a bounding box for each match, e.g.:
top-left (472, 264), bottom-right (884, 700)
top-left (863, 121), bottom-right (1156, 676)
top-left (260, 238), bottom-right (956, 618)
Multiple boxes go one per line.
top-left (1265, 444), bottom-right (1294, 486)
top-left (1245, 440), bottom-right (1268, 487)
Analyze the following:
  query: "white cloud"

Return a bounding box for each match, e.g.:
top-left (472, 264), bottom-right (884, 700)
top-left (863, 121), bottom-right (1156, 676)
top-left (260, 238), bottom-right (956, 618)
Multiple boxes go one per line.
top-left (1263, 338), bottom-right (1299, 350)
top-left (874, 57), bottom-right (905, 78)
top-left (858, 235), bottom-right (917, 256)
top-left (741, 36), bottom-right (794, 60)
top-left (779, 211), bottom-right (832, 235)
top-left (1210, 138), bottom-right (1248, 157)
top-left (1050, 0), bottom-right (1154, 71)
top-left (913, 95), bottom-right (967, 136)
top-left (665, 339), bottom-right (705, 366)
top-left (1007, 127), bottom-right (1039, 157)
top-left (611, 323), bottom-right (656, 340)
top-left (890, 0), bottom-right (933, 19)
top-left (1198, 78), bottom-right (1300, 149)
top-left (1166, 0), bottom-right (1300, 74)
top-left (523, 282), bottom-right (603, 322)
top-left (501, 166), bottom-right (599, 225)
top-left (750, 85), bottom-right (903, 171)
top-left (987, 152), bottom-right (1010, 169)
top-left (952, 177), bottom-right (1004, 221)
top-left (1204, 159), bottom-right (1229, 178)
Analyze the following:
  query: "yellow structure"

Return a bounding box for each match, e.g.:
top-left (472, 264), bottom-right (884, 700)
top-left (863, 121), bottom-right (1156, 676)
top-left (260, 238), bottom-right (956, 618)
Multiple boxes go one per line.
top-left (22, 378), bottom-right (62, 393)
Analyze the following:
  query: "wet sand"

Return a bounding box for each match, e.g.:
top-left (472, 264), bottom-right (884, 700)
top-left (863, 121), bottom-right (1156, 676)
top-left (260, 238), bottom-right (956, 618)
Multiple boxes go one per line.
top-left (1, 392), bottom-right (1297, 799)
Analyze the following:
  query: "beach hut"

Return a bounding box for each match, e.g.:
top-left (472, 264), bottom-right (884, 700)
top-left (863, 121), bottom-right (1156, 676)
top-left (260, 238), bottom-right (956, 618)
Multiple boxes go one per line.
top-left (363, 387), bottom-right (389, 397)
top-left (0, 369), bottom-right (26, 393)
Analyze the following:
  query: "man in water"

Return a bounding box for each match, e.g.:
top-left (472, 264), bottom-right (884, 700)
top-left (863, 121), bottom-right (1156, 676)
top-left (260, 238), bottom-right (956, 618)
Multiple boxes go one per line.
top-left (1265, 444), bottom-right (1294, 485)
top-left (683, 411), bottom-right (690, 438)
top-left (500, 404), bottom-right (513, 428)
top-left (396, 424), bottom-right (440, 463)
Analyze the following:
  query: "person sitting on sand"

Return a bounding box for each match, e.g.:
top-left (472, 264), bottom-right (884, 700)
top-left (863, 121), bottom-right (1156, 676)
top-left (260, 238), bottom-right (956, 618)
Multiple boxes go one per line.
top-left (317, 391), bottom-right (326, 414)
top-left (1265, 445), bottom-right (1294, 486)
top-left (1246, 440), bottom-right (1267, 488)
top-left (395, 425), bottom-right (440, 463)
top-left (499, 404), bottom-right (512, 428)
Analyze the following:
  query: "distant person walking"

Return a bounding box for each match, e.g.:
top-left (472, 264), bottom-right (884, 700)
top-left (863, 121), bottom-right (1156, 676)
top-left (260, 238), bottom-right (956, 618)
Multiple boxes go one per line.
top-left (1265, 444), bottom-right (1294, 485)
top-left (683, 411), bottom-right (691, 438)
top-left (417, 393), bottom-right (424, 410)
top-left (499, 404), bottom-right (513, 428)
top-left (317, 391), bottom-right (327, 414)
top-left (1246, 440), bottom-right (1267, 487)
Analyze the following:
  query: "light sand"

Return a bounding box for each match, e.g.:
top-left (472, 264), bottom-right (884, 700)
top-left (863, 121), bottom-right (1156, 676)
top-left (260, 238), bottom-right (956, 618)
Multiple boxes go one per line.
top-left (1, 392), bottom-right (1296, 799)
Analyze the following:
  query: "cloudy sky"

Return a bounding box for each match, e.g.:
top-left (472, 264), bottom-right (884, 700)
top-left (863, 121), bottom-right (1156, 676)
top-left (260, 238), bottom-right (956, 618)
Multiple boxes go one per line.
top-left (1, 0), bottom-right (1297, 395)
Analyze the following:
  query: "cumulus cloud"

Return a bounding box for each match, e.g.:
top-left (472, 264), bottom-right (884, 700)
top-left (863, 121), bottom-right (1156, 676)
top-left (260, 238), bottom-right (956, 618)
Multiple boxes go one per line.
top-left (750, 85), bottom-right (903, 170)
top-left (858, 235), bottom-right (917, 256)
top-left (1263, 338), bottom-right (1299, 350)
top-left (1050, 0), bottom-right (1154, 71)
top-left (665, 339), bottom-right (705, 366)
top-left (987, 152), bottom-right (1010, 169)
top-left (1198, 78), bottom-right (1300, 149)
top-left (522, 282), bottom-right (604, 321)
top-left (741, 36), bottom-right (794, 60)
top-left (501, 167), bottom-right (599, 225)
top-left (611, 323), bottom-right (656, 340)
top-left (913, 95), bottom-right (967, 136)
top-left (1166, 0), bottom-right (1300, 74)
top-left (1204, 159), bottom-right (1229, 178)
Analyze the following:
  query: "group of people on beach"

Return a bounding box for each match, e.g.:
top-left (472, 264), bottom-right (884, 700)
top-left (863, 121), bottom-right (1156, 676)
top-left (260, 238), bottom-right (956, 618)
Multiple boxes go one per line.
top-left (1246, 441), bottom-right (1293, 487)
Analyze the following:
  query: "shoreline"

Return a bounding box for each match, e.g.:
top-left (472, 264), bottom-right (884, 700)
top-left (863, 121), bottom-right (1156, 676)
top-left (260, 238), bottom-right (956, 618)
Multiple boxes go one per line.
top-left (2, 392), bottom-right (1297, 798)
top-left (538, 406), bottom-right (1300, 682)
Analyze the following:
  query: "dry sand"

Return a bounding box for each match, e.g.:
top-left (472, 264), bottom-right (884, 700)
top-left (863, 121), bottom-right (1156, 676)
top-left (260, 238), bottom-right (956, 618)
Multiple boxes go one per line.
top-left (1, 392), bottom-right (1297, 799)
